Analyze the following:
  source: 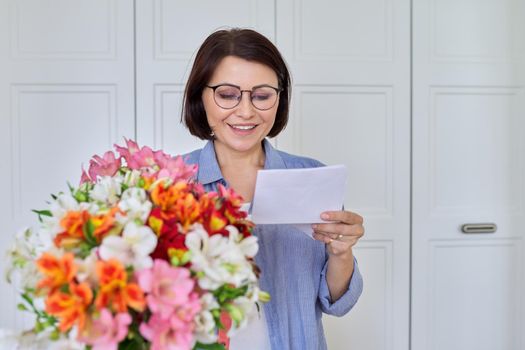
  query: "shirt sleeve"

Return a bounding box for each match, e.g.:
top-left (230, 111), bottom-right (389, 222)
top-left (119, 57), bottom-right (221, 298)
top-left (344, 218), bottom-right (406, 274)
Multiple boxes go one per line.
top-left (318, 257), bottom-right (363, 316)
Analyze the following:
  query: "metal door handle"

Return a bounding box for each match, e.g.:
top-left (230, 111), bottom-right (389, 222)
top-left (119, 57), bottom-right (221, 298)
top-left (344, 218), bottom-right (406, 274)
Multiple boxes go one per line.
top-left (461, 223), bottom-right (497, 234)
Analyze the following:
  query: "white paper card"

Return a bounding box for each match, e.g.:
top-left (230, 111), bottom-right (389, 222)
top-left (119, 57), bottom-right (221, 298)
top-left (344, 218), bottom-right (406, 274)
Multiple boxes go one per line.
top-left (251, 165), bottom-right (347, 226)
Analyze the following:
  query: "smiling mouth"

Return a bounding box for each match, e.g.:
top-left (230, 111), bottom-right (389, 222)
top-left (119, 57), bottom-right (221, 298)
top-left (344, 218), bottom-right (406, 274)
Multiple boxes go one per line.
top-left (228, 124), bottom-right (258, 131)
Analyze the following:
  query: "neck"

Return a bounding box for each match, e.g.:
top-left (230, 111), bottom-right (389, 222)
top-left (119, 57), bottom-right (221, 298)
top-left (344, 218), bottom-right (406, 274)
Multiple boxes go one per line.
top-left (213, 141), bottom-right (266, 169)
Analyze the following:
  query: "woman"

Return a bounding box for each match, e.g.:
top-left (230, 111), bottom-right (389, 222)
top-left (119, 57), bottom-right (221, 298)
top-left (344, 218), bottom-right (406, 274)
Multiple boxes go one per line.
top-left (182, 28), bottom-right (364, 350)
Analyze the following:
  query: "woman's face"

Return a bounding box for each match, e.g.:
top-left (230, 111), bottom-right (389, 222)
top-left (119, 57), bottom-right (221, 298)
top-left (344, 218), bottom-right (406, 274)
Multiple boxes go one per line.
top-left (202, 55), bottom-right (279, 155)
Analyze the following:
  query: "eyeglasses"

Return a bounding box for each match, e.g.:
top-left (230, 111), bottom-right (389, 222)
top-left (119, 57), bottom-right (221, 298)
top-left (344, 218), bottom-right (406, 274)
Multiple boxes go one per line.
top-left (206, 83), bottom-right (282, 111)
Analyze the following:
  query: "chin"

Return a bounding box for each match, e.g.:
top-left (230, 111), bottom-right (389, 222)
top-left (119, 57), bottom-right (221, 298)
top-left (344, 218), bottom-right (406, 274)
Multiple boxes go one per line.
top-left (226, 139), bottom-right (264, 153)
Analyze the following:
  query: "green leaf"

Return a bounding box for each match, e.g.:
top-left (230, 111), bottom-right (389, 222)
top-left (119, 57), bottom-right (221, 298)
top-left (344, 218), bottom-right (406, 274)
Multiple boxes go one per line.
top-left (193, 342), bottom-right (226, 350)
top-left (32, 209), bottom-right (52, 222)
top-left (17, 303), bottom-right (28, 311)
top-left (21, 292), bottom-right (35, 309)
top-left (32, 209), bottom-right (52, 217)
top-left (118, 331), bottom-right (148, 350)
top-left (78, 242), bottom-right (94, 259)
top-left (83, 219), bottom-right (97, 246)
top-left (213, 284), bottom-right (248, 304)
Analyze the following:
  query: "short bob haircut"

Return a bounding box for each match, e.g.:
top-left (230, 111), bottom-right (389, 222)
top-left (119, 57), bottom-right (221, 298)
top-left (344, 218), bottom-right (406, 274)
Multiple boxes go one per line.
top-left (182, 28), bottom-right (291, 140)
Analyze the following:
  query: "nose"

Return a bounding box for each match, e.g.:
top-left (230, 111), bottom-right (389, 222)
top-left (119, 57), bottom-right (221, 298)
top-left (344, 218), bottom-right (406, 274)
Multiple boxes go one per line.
top-left (236, 91), bottom-right (256, 118)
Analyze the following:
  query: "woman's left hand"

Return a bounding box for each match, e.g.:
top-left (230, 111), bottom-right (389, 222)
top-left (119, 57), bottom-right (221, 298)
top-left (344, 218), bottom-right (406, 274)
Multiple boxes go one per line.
top-left (312, 210), bottom-right (364, 256)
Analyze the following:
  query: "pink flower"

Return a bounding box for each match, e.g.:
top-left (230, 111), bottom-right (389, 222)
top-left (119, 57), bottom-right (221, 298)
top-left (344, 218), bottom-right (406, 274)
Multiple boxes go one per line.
top-left (79, 308), bottom-right (131, 350)
top-left (87, 151), bottom-right (121, 181)
top-left (80, 167), bottom-right (91, 185)
top-left (137, 260), bottom-right (197, 319)
top-left (139, 294), bottom-right (201, 350)
top-left (115, 139), bottom-right (156, 170)
top-left (114, 139), bottom-right (198, 181)
top-left (153, 149), bottom-right (172, 166)
top-left (156, 156), bottom-right (198, 183)
top-left (114, 138), bottom-right (140, 165)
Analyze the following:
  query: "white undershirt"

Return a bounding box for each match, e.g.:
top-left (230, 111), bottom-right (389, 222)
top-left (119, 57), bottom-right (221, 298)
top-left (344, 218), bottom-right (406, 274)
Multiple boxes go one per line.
top-left (229, 305), bottom-right (271, 350)
top-left (229, 203), bottom-right (271, 350)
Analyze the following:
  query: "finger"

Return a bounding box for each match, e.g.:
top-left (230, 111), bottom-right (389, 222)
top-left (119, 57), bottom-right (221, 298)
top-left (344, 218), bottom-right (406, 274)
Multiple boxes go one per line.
top-left (313, 232), bottom-right (333, 244)
top-left (312, 223), bottom-right (363, 237)
top-left (313, 229), bottom-right (344, 242)
top-left (314, 232), bottom-right (354, 247)
top-left (321, 211), bottom-right (363, 225)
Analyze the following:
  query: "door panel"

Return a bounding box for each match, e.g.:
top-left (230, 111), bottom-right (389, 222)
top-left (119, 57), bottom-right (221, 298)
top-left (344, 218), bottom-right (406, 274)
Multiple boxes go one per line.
top-left (429, 240), bottom-right (520, 350)
top-left (324, 242), bottom-right (394, 350)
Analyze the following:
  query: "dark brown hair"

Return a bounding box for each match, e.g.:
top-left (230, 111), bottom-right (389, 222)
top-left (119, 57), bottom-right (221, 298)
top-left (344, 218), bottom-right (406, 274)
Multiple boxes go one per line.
top-left (182, 28), bottom-right (291, 140)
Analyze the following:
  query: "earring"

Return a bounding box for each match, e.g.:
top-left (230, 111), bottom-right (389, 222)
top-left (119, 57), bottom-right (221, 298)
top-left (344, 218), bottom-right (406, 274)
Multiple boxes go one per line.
top-left (210, 131), bottom-right (215, 137)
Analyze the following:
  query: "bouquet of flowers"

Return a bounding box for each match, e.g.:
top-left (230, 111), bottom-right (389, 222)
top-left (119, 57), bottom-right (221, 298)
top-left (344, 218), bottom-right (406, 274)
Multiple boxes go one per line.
top-left (4, 139), bottom-right (269, 350)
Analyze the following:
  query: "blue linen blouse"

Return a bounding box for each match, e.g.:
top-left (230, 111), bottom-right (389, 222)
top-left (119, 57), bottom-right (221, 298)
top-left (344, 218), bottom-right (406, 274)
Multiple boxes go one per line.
top-left (184, 139), bottom-right (363, 350)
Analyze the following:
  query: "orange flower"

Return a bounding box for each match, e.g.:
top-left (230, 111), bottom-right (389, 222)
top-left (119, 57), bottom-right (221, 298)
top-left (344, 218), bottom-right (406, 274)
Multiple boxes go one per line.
top-left (91, 206), bottom-right (121, 242)
top-left (54, 210), bottom-right (90, 248)
top-left (45, 282), bottom-right (93, 332)
top-left (95, 259), bottom-right (145, 313)
top-left (150, 180), bottom-right (184, 212)
top-left (141, 175), bottom-right (156, 190)
top-left (36, 252), bottom-right (77, 291)
top-left (151, 181), bottom-right (201, 231)
top-left (172, 191), bottom-right (201, 231)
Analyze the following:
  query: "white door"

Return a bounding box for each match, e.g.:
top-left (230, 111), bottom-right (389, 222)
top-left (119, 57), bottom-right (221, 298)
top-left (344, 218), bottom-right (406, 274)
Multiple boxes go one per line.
top-left (276, 1), bottom-right (411, 349)
top-left (412, 0), bottom-right (525, 349)
top-left (0, 0), bottom-right (135, 330)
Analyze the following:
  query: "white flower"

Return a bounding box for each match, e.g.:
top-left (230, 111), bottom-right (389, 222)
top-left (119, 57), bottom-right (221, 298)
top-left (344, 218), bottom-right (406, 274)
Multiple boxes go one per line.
top-left (0, 329), bottom-right (83, 350)
top-left (5, 228), bottom-right (42, 291)
top-left (117, 187), bottom-right (152, 224)
top-left (185, 224), bottom-right (258, 290)
top-left (229, 226), bottom-right (258, 258)
top-left (99, 221), bottom-right (157, 270)
top-left (75, 249), bottom-right (99, 287)
top-left (194, 293), bottom-right (220, 344)
top-left (123, 169), bottom-right (141, 187)
top-left (90, 175), bottom-right (123, 206)
top-left (51, 192), bottom-right (79, 213)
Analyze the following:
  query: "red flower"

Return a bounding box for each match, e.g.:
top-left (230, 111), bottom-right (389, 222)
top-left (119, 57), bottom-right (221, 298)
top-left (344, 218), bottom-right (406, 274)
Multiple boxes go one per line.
top-left (150, 220), bottom-right (187, 261)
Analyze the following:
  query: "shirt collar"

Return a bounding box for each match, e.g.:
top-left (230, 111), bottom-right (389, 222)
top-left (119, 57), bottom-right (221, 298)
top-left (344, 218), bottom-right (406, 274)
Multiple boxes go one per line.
top-left (196, 140), bottom-right (223, 185)
top-left (197, 139), bottom-right (286, 185)
top-left (262, 139), bottom-right (286, 170)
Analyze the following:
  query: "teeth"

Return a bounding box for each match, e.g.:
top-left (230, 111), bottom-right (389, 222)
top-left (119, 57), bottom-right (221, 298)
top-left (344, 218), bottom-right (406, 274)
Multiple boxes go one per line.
top-left (231, 125), bottom-right (256, 130)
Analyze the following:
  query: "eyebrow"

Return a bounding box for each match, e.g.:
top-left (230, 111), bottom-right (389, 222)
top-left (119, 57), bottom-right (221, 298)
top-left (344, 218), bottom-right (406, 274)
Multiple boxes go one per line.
top-left (208, 83), bottom-right (280, 90)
